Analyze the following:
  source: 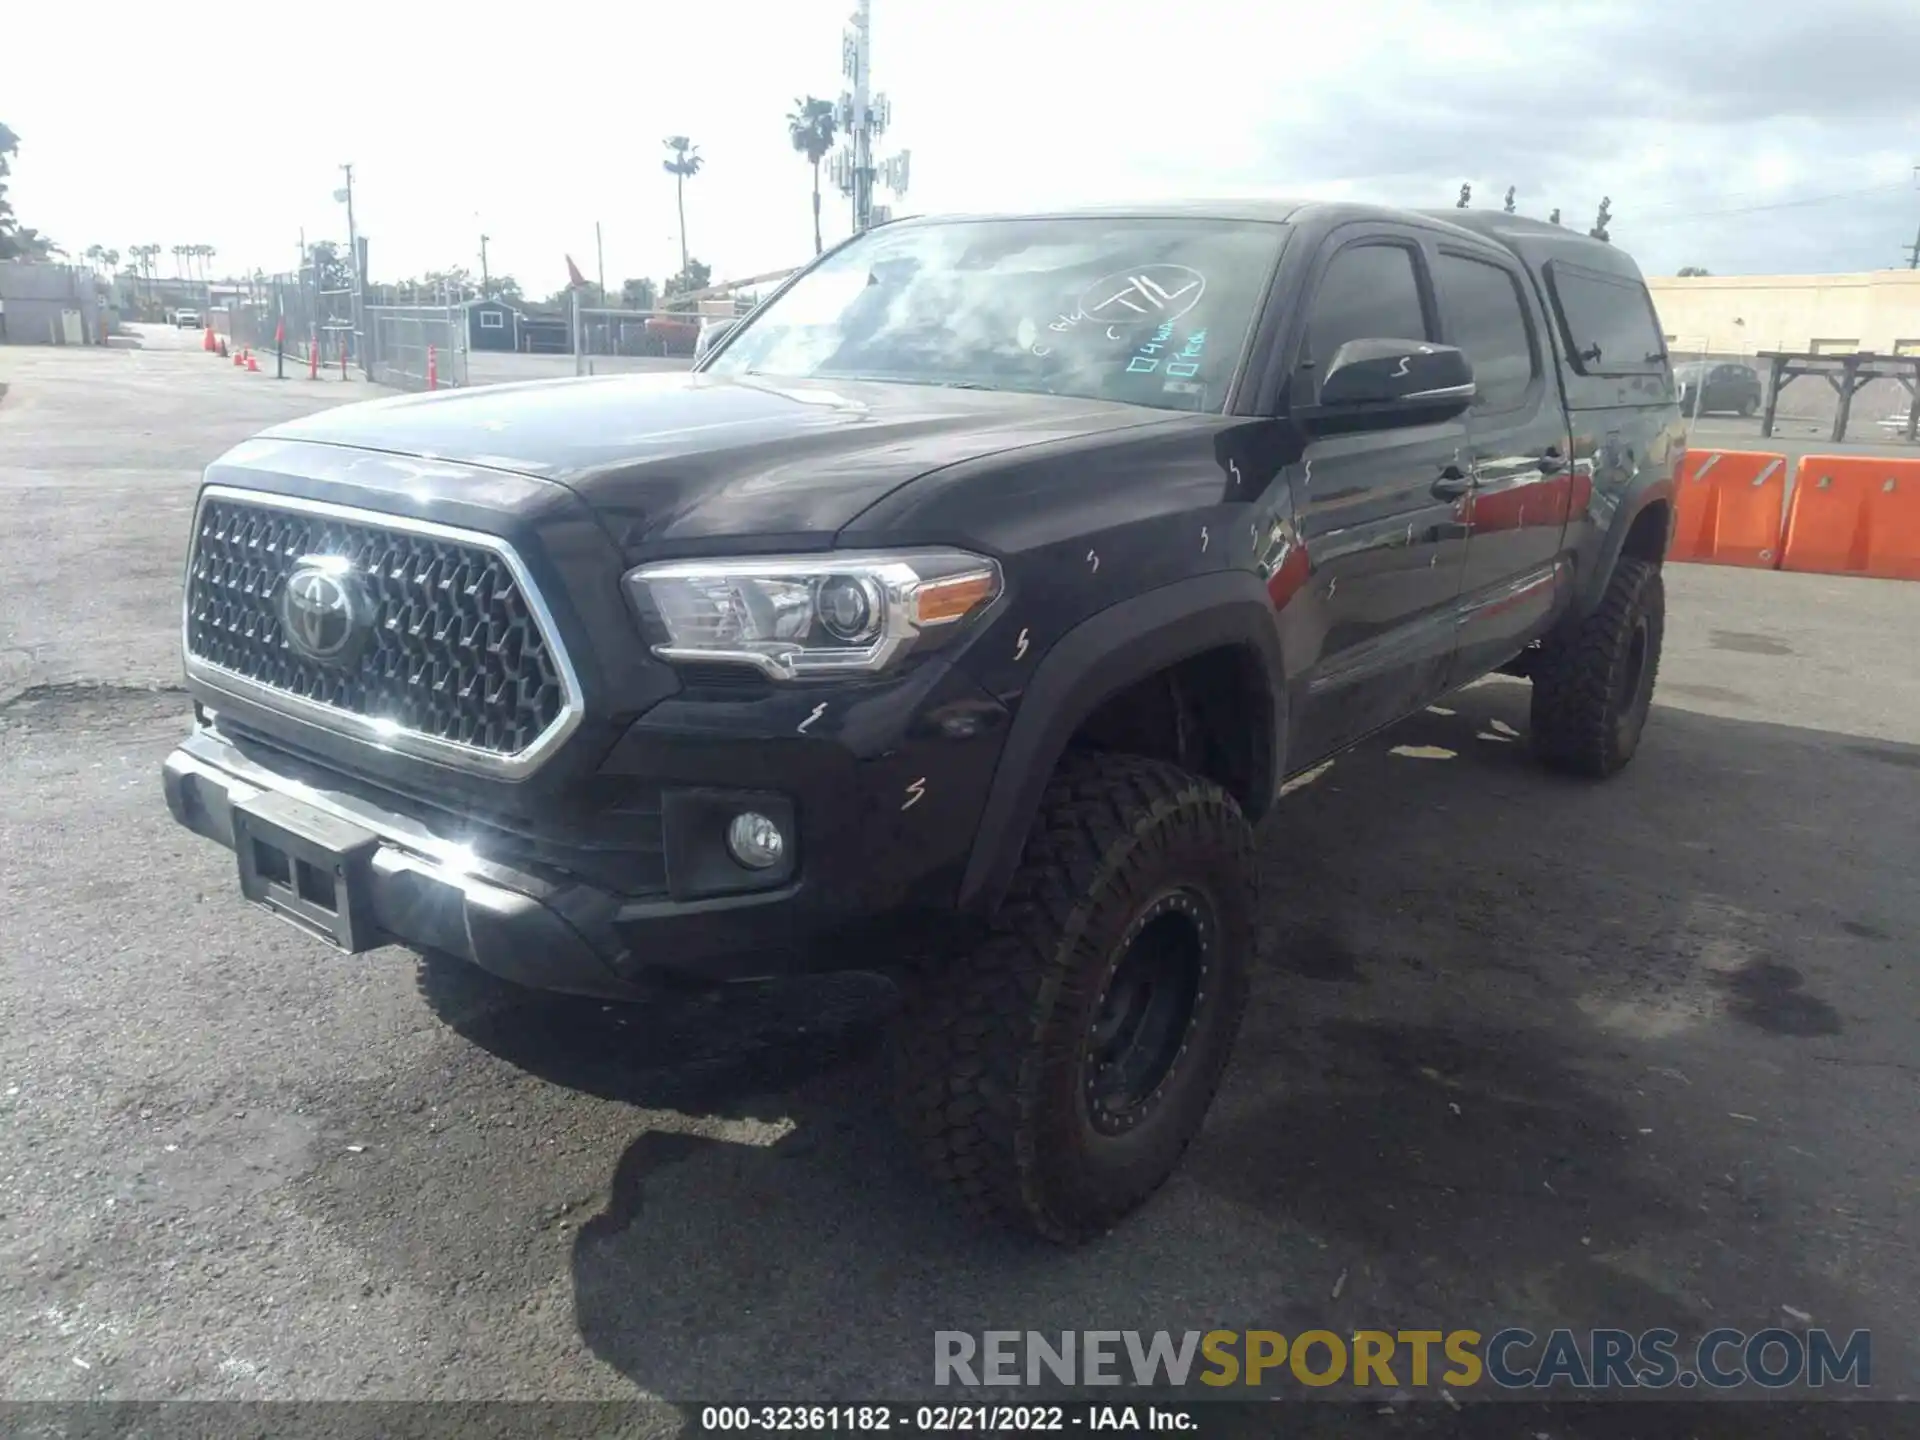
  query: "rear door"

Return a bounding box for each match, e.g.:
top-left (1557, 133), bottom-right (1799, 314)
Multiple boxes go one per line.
top-left (1280, 227), bottom-right (1474, 767)
top-left (1430, 242), bottom-right (1573, 683)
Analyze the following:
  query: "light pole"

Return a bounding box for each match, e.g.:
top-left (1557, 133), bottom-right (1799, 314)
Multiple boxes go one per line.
top-left (480, 233), bottom-right (491, 295)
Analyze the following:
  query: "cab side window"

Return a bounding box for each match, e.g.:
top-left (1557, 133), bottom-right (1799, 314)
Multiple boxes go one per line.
top-left (1433, 251), bottom-right (1538, 413)
top-left (1303, 243), bottom-right (1430, 390)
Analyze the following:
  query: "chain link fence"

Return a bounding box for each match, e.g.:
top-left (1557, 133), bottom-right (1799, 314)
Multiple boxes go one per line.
top-left (573, 302), bottom-right (763, 374)
top-left (208, 276), bottom-right (316, 357)
top-left (365, 305), bottom-right (468, 391)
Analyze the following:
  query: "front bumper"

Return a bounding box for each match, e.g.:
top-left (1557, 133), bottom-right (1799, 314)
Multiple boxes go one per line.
top-left (164, 726), bottom-right (648, 997)
top-left (164, 657), bottom-right (1010, 998)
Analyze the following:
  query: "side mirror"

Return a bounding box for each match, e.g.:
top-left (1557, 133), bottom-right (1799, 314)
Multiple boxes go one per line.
top-left (1309, 339), bottom-right (1475, 428)
top-left (693, 317), bottom-right (737, 362)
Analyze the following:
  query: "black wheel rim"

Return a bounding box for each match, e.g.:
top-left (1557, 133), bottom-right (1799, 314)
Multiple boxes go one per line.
top-left (1083, 889), bottom-right (1215, 1136)
top-left (1616, 613), bottom-right (1652, 736)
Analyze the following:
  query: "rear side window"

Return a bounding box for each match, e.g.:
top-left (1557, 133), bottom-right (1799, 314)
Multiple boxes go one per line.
top-left (1545, 262), bottom-right (1666, 376)
top-left (1433, 251), bottom-right (1537, 412)
top-left (1304, 243), bottom-right (1430, 380)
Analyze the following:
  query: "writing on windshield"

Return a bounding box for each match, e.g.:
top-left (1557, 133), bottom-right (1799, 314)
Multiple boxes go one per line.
top-left (706, 217), bottom-right (1284, 414)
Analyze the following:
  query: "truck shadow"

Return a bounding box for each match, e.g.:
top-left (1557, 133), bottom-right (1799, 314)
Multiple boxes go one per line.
top-left (414, 679), bottom-right (1916, 1402)
top-left (413, 957), bottom-right (895, 1120)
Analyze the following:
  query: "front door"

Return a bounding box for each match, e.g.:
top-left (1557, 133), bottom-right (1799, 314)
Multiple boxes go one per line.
top-left (1280, 231), bottom-right (1473, 768)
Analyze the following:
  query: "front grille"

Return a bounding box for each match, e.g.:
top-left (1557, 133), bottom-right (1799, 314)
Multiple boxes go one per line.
top-left (185, 492), bottom-right (573, 766)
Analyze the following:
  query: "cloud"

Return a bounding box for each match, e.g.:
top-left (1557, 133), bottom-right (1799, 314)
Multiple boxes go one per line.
top-left (6, 0), bottom-right (1915, 288)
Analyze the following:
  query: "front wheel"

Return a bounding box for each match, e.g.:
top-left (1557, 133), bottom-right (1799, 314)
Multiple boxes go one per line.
top-left (1529, 557), bottom-right (1665, 778)
top-left (1738, 395), bottom-right (1758, 417)
top-left (891, 752), bottom-right (1255, 1243)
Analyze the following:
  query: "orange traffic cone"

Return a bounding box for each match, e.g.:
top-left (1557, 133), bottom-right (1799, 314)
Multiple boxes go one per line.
top-left (233, 347), bottom-right (244, 366)
top-left (246, 351), bottom-right (259, 372)
top-left (202, 325), bottom-right (215, 352)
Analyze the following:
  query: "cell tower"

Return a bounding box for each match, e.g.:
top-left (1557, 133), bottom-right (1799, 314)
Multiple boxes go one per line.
top-left (828, 0), bottom-right (911, 233)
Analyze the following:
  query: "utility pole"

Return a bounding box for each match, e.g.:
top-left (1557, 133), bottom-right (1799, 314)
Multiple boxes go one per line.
top-left (1907, 168), bottom-right (1920, 269)
top-left (849, 0), bottom-right (873, 233)
top-left (298, 228), bottom-right (311, 359)
top-left (479, 233), bottom-right (491, 293)
top-left (830, 0), bottom-right (908, 234)
top-left (595, 221), bottom-right (605, 299)
top-left (336, 163), bottom-right (364, 372)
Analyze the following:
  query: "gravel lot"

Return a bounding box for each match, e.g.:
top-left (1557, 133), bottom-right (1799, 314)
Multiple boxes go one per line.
top-left (2, 330), bottom-right (1916, 1417)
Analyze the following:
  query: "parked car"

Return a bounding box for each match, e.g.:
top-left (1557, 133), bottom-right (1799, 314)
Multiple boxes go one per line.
top-left (161, 200), bottom-right (1680, 1242)
top-left (693, 315), bottom-right (737, 362)
top-left (174, 308), bottom-right (201, 330)
top-left (1674, 360), bottom-right (1762, 416)
top-left (642, 314), bottom-right (699, 357)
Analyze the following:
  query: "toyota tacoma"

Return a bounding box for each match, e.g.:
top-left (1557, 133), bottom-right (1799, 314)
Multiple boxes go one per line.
top-left (163, 201), bottom-right (1681, 1241)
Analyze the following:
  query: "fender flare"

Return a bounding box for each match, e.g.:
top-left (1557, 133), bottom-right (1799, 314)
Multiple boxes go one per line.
top-left (956, 570), bottom-right (1288, 916)
top-left (1574, 476), bottom-right (1676, 617)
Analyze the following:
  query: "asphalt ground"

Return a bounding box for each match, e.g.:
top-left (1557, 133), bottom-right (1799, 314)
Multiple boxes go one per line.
top-left (2, 330), bottom-right (1917, 1421)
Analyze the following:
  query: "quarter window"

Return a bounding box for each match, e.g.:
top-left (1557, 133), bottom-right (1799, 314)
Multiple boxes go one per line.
top-left (1434, 252), bottom-right (1537, 412)
top-left (1545, 263), bottom-right (1666, 375)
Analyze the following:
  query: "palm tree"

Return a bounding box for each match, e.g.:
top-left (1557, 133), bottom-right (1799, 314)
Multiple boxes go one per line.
top-left (662, 135), bottom-right (703, 278)
top-left (131, 243), bottom-right (161, 312)
top-left (786, 97), bottom-right (839, 255)
top-left (84, 243), bottom-right (106, 276)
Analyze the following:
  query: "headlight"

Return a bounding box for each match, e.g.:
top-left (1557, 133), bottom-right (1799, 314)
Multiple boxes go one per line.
top-left (625, 549), bottom-right (1002, 680)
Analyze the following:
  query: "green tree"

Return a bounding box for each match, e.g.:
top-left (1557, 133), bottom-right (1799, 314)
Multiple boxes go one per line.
top-left (621, 277), bottom-right (658, 311)
top-left (0, 122), bottom-right (59, 260)
top-left (787, 96), bottom-right (839, 255)
top-left (662, 258), bottom-right (712, 312)
top-left (305, 240), bottom-right (350, 291)
top-left (1677, 266), bottom-right (1711, 277)
top-left (662, 135), bottom-right (703, 277)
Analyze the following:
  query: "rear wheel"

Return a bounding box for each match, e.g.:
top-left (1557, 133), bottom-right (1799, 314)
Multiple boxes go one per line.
top-left (891, 752), bottom-right (1255, 1243)
top-left (1529, 557), bottom-right (1665, 778)
top-left (1738, 395), bottom-right (1758, 417)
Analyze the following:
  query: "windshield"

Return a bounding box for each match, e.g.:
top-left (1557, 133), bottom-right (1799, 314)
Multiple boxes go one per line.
top-left (705, 216), bottom-right (1286, 414)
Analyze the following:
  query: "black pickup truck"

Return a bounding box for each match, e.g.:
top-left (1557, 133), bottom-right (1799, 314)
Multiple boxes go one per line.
top-left (163, 201), bottom-right (1681, 1242)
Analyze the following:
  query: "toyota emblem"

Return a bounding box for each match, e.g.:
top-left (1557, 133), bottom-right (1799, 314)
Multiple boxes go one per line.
top-left (281, 556), bottom-right (371, 665)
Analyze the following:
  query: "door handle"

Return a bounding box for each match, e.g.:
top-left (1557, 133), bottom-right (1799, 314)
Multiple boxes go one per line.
top-left (1431, 465), bottom-right (1473, 499)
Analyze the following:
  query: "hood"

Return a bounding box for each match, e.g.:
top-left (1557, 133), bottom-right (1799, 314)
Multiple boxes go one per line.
top-left (262, 371), bottom-right (1177, 555)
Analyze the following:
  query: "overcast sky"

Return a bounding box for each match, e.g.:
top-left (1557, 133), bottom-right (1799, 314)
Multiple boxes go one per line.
top-left (7, 0), bottom-right (1917, 293)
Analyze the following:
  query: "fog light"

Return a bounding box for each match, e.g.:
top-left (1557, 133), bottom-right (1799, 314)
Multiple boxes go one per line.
top-left (725, 810), bottom-right (786, 870)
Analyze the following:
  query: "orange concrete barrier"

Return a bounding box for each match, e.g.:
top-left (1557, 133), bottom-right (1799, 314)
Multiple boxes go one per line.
top-left (1780, 456), bottom-right (1920, 581)
top-left (1671, 449), bottom-right (1787, 568)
